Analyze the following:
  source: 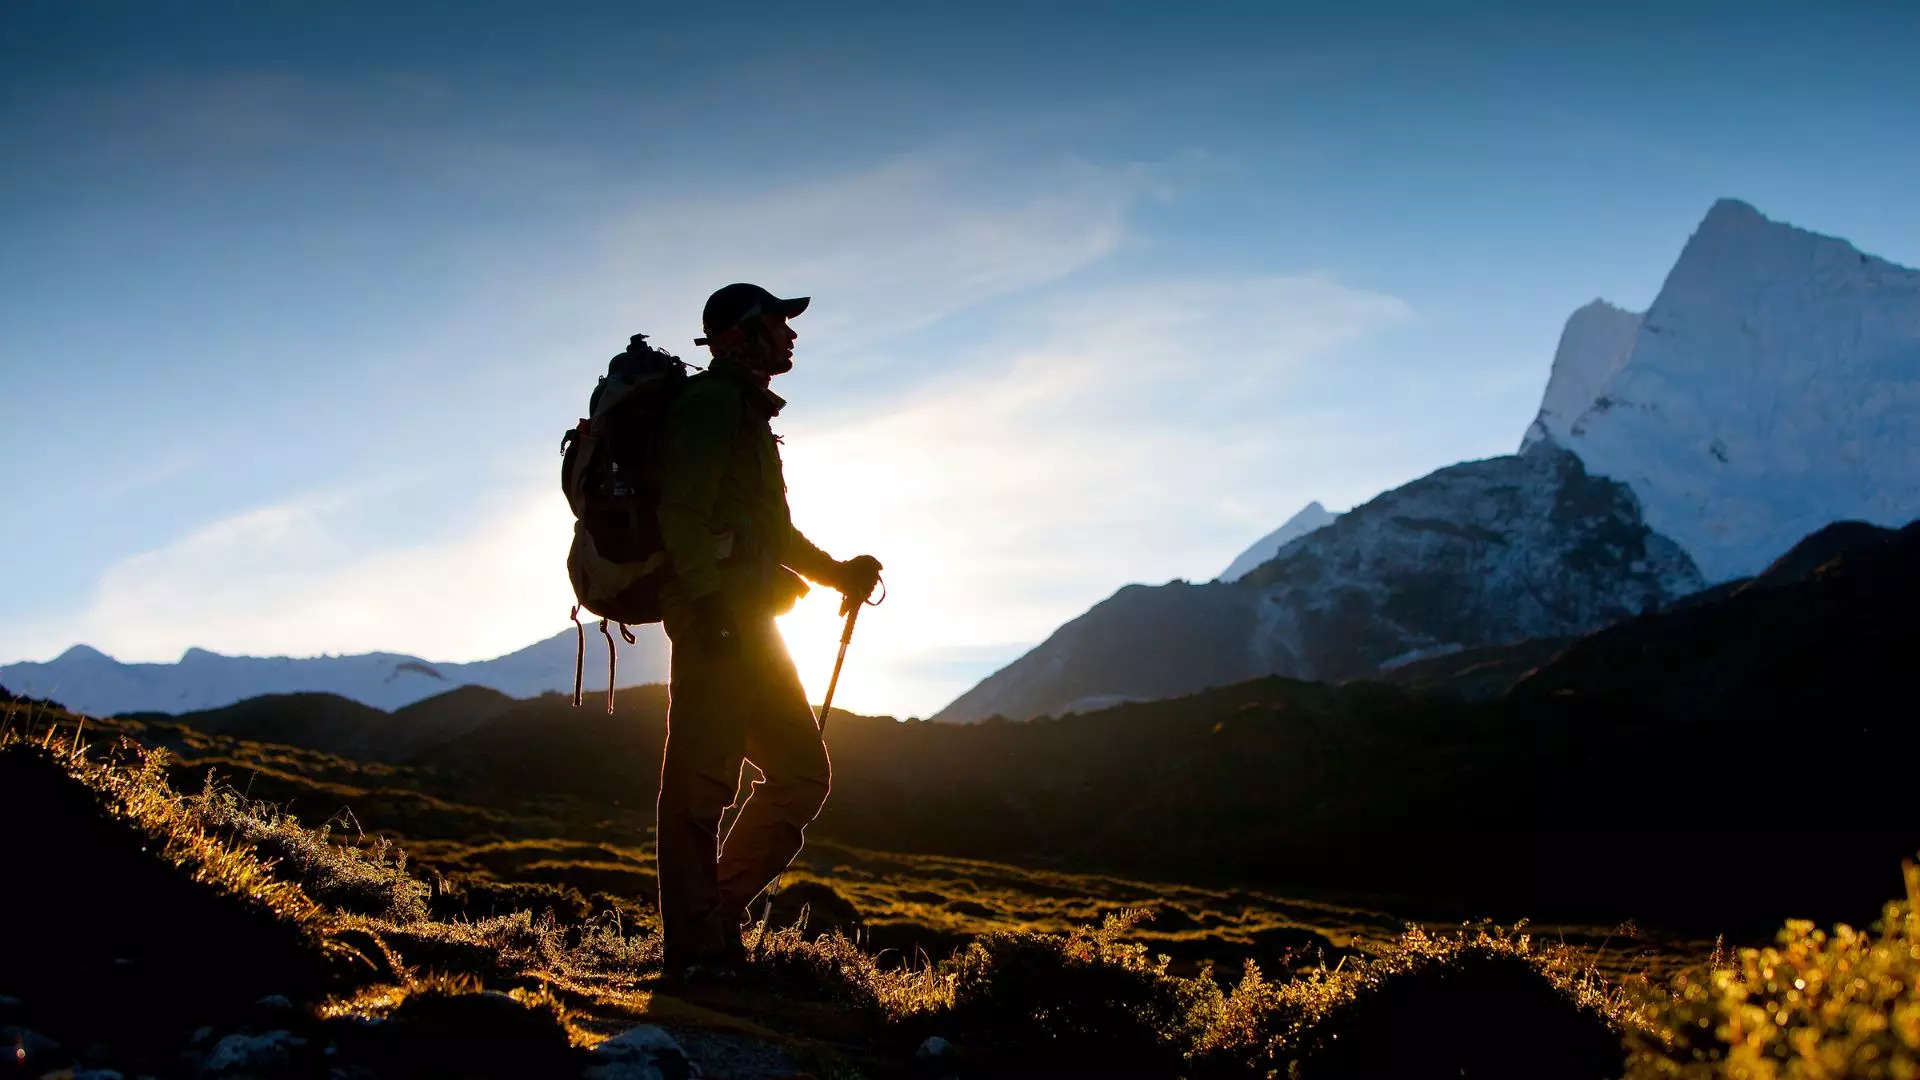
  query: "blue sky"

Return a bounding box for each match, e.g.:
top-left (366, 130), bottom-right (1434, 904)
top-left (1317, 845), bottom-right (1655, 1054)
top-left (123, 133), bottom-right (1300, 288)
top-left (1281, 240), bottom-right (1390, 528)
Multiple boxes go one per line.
top-left (4, 1), bottom-right (1917, 716)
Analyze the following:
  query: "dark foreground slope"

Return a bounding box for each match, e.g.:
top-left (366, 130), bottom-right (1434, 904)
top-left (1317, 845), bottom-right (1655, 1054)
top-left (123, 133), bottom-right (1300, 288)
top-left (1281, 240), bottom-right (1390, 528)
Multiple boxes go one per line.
top-left (10, 717), bottom-right (1919, 1078)
top-left (0, 725), bottom-right (1637, 1080)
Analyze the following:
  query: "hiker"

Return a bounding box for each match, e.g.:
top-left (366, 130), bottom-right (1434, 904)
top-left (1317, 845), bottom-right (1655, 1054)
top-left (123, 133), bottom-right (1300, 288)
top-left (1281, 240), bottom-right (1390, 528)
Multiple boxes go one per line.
top-left (653, 283), bottom-right (882, 975)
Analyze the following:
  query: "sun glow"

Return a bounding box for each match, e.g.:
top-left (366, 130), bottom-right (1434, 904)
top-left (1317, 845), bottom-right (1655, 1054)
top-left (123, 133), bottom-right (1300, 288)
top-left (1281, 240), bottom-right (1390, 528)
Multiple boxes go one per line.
top-left (772, 420), bottom-right (967, 719)
top-left (774, 529), bottom-right (948, 720)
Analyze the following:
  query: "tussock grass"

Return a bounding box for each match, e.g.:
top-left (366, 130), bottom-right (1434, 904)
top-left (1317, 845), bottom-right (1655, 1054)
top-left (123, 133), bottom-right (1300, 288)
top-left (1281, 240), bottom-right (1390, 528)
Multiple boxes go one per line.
top-left (1, 728), bottom-right (326, 933)
top-left (347, 907), bottom-right (661, 998)
top-left (1190, 923), bottom-right (1633, 1078)
top-left (188, 769), bottom-right (432, 921)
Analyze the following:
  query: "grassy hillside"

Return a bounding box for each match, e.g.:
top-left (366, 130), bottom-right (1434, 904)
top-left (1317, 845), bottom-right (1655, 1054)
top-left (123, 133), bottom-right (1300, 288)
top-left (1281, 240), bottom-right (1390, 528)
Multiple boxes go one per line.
top-left (6, 715), bottom-right (1916, 1078)
top-left (209, 667), bottom-right (1903, 935)
top-left (108, 668), bottom-right (1917, 938)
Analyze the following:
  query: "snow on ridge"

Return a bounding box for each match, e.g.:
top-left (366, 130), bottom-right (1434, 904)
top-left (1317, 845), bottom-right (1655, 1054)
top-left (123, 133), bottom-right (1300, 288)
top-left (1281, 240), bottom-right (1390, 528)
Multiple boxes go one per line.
top-left (1547, 198), bottom-right (1920, 582)
top-left (1218, 501), bottom-right (1340, 582)
top-left (1520, 299), bottom-right (1643, 451)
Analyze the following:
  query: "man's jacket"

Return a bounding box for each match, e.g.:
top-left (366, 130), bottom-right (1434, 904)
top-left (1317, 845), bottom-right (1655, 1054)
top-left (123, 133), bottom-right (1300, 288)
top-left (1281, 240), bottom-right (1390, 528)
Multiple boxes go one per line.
top-left (655, 355), bottom-right (836, 616)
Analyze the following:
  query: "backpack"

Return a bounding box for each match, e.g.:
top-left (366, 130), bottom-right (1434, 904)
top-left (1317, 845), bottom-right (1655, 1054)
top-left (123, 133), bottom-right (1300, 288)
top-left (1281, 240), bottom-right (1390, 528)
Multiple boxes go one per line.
top-left (560, 333), bottom-right (692, 711)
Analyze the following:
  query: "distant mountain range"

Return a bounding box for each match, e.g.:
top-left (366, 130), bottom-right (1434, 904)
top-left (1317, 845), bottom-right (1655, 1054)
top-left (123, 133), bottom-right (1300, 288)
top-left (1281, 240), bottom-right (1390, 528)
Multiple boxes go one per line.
top-left (0, 624), bottom-right (667, 717)
top-left (934, 442), bottom-right (1702, 722)
top-left (12, 200), bottom-right (1915, 725)
top-left (934, 199), bottom-right (1920, 722)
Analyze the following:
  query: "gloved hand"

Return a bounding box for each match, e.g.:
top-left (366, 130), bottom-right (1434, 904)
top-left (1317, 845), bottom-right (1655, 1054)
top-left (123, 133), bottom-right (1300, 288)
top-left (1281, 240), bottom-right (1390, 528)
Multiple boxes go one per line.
top-left (833, 555), bottom-right (883, 617)
top-left (684, 593), bottom-right (739, 657)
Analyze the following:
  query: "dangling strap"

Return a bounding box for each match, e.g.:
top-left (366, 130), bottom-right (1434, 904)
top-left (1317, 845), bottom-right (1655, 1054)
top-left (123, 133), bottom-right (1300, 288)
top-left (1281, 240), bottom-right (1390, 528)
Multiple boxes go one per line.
top-left (600, 618), bottom-right (617, 715)
top-left (619, 622), bottom-right (636, 645)
top-left (570, 605), bottom-right (585, 708)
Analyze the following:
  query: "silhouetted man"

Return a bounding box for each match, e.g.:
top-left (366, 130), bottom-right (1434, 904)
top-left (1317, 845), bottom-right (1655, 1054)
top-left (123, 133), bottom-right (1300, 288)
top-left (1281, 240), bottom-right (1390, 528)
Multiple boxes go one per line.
top-left (653, 283), bottom-right (881, 975)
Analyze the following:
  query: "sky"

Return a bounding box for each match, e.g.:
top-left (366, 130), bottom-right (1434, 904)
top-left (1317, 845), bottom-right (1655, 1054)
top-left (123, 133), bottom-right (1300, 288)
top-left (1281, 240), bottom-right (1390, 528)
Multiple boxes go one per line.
top-left (4, 1), bottom-right (1918, 718)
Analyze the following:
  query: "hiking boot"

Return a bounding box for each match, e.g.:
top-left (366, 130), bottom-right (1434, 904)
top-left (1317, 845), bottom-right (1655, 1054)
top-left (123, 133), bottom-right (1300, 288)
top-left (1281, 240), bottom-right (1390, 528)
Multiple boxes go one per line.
top-left (661, 930), bottom-right (747, 987)
top-left (658, 948), bottom-right (751, 994)
top-left (658, 959), bottom-right (740, 990)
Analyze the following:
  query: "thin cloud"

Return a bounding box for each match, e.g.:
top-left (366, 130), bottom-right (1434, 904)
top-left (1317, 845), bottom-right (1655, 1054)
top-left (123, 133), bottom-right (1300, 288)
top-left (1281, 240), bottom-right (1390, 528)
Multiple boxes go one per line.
top-left (552, 148), bottom-right (1150, 365)
top-left (773, 271), bottom-right (1411, 714)
top-left (3, 478), bottom-right (572, 666)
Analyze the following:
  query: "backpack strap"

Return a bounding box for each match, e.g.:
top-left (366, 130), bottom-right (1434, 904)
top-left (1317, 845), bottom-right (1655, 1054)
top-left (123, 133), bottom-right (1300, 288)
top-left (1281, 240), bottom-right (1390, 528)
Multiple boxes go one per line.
top-left (561, 420), bottom-right (597, 519)
top-left (569, 605), bottom-right (585, 708)
top-left (599, 618), bottom-right (617, 715)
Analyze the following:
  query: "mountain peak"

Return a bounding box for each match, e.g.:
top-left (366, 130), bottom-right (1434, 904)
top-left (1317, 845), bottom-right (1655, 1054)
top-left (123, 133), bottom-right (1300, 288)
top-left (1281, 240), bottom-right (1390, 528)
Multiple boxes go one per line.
top-left (1573, 297), bottom-right (1631, 317)
top-left (1699, 197), bottom-right (1765, 231)
top-left (1218, 501), bottom-right (1340, 582)
top-left (55, 643), bottom-right (111, 664)
top-left (1666, 197), bottom-right (1883, 297)
top-left (1520, 297), bottom-right (1643, 451)
top-left (1542, 199), bottom-right (1920, 582)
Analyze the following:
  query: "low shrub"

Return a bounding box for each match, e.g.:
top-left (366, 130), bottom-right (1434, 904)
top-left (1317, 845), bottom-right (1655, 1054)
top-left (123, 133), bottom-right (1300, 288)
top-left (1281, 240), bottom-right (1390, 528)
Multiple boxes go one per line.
top-left (1628, 860), bottom-right (1920, 1079)
top-left (942, 909), bottom-right (1217, 1075)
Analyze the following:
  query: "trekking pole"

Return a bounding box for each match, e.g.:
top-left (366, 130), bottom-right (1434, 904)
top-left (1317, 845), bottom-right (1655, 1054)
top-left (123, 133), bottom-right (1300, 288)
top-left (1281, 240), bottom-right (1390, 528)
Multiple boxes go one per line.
top-left (818, 604), bottom-right (859, 734)
top-left (819, 573), bottom-right (883, 733)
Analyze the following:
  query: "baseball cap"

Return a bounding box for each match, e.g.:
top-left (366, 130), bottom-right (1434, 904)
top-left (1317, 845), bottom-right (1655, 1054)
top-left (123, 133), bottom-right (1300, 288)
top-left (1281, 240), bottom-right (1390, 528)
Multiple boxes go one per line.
top-left (694, 283), bottom-right (810, 345)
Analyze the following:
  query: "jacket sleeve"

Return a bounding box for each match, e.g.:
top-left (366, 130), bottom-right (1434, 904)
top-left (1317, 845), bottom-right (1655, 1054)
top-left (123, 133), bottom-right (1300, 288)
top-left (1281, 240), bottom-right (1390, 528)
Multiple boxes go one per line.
top-left (656, 382), bottom-right (739, 602)
top-left (782, 522), bottom-right (839, 585)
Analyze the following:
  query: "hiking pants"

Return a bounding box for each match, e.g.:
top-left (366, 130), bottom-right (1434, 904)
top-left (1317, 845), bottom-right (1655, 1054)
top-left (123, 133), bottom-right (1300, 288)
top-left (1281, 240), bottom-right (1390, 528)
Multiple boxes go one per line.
top-left (655, 610), bottom-right (830, 965)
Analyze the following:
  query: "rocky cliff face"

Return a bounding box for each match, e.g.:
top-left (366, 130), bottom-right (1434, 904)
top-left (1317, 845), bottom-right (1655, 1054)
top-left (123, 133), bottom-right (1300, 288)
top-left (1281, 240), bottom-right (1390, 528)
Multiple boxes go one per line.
top-left (934, 444), bottom-right (1701, 722)
top-left (1237, 443), bottom-right (1701, 681)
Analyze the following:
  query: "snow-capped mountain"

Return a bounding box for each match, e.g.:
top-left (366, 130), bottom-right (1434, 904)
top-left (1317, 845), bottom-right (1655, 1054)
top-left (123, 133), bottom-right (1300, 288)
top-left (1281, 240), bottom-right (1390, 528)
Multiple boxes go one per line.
top-left (1218, 501), bottom-right (1339, 582)
top-left (933, 443), bottom-right (1701, 723)
top-left (0, 624), bottom-right (669, 716)
top-left (937, 198), bottom-right (1918, 722)
top-left (1524, 199), bottom-right (1920, 582)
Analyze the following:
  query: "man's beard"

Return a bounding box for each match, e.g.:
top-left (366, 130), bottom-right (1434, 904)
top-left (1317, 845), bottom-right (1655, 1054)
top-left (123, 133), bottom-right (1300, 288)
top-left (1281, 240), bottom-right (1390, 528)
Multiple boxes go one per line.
top-left (761, 353), bottom-right (794, 375)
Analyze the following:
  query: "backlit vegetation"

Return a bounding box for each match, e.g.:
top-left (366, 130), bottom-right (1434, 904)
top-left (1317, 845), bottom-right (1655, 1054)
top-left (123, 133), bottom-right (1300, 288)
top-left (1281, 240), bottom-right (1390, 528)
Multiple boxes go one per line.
top-left (6, 703), bottom-right (1917, 1078)
top-left (1625, 861), bottom-right (1920, 1079)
